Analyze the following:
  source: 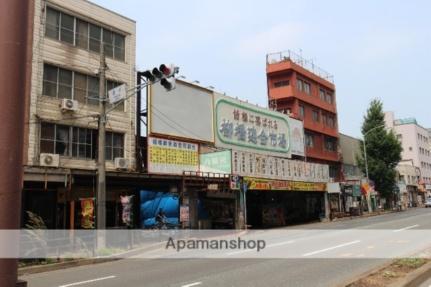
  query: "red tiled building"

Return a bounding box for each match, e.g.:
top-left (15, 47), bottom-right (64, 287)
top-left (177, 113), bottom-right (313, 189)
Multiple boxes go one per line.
top-left (266, 50), bottom-right (341, 179)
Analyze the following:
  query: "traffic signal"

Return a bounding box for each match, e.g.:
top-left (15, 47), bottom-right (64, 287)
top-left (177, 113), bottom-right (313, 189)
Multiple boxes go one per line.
top-left (141, 64), bottom-right (179, 91)
top-left (152, 67), bottom-right (163, 79)
top-left (141, 70), bottom-right (155, 82)
top-left (161, 77), bottom-right (175, 91)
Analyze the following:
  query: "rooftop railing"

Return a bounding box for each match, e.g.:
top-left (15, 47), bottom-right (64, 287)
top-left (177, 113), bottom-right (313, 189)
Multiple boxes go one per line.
top-left (267, 50), bottom-right (334, 83)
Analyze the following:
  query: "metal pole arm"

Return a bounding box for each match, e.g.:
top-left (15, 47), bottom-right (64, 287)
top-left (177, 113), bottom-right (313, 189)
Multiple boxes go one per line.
top-left (105, 78), bottom-right (161, 115)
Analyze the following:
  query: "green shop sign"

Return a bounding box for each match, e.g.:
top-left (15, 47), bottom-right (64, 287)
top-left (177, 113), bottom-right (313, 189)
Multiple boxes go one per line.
top-left (200, 150), bottom-right (231, 174)
top-left (215, 97), bottom-right (290, 155)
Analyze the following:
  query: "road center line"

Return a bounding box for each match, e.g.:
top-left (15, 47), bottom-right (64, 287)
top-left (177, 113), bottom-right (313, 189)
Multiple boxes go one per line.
top-left (181, 282), bottom-right (202, 287)
top-left (302, 240), bottom-right (361, 257)
top-left (58, 275), bottom-right (116, 287)
top-left (393, 224), bottom-right (419, 232)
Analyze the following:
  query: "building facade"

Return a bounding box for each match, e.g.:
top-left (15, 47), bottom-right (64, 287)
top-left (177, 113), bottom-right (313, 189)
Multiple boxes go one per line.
top-left (339, 133), bottom-right (363, 181)
top-left (338, 133), bottom-right (366, 214)
top-left (385, 112), bottom-right (431, 195)
top-left (147, 79), bottom-right (331, 229)
top-left (23, 0), bottom-right (136, 228)
top-left (396, 160), bottom-right (421, 207)
top-left (266, 50), bottom-right (340, 180)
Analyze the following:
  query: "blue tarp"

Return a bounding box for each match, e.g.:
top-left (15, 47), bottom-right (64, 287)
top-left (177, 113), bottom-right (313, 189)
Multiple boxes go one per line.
top-left (139, 190), bottom-right (179, 228)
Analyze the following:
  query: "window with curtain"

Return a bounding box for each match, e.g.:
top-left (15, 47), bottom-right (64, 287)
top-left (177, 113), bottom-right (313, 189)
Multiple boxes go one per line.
top-left (42, 64), bottom-right (58, 97)
top-left (113, 33), bottom-right (125, 61)
top-left (87, 76), bottom-right (99, 105)
top-left (89, 24), bottom-right (101, 53)
top-left (45, 8), bottom-right (60, 39)
top-left (58, 68), bottom-right (73, 99)
top-left (73, 72), bottom-right (87, 103)
top-left (60, 13), bottom-right (74, 44)
top-left (103, 30), bottom-right (114, 58)
top-left (105, 132), bottom-right (124, 160)
top-left (75, 19), bottom-right (89, 49)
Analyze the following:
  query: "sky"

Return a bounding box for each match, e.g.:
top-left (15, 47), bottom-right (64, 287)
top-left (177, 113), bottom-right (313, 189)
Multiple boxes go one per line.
top-left (92, 0), bottom-right (431, 137)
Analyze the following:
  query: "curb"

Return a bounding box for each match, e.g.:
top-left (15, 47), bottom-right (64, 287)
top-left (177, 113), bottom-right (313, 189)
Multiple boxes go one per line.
top-left (389, 261), bottom-right (431, 287)
top-left (18, 231), bottom-right (248, 276)
top-left (337, 259), bottom-right (431, 287)
top-left (18, 258), bottom-right (118, 276)
top-left (18, 242), bottom-right (164, 276)
top-left (336, 260), bottom-right (394, 287)
top-left (331, 210), bottom-right (395, 223)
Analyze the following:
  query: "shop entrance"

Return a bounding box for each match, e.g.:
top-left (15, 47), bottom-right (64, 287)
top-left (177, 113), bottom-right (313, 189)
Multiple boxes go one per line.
top-left (246, 190), bottom-right (325, 228)
top-left (23, 189), bottom-right (57, 228)
top-left (198, 191), bottom-right (236, 229)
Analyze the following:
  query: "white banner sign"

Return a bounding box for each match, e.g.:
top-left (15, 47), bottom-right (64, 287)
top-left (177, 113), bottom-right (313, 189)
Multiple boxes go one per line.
top-left (149, 82), bottom-right (214, 142)
top-left (108, 84), bottom-right (126, 104)
top-left (288, 117), bottom-right (305, 157)
top-left (231, 150), bottom-right (329, 183)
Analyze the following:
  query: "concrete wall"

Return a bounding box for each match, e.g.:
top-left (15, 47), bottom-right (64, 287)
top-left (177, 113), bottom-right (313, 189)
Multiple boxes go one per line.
top-left (27, 0), bottom-right (136, 170)
top-left (339, 133), bottom-right (361, 166)
top-left (385, 112), bottom-right (431, 185)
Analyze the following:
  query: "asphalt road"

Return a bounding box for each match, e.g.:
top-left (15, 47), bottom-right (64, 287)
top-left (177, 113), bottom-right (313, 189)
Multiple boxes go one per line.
top-left (20, 208), bottom-right (431, 287)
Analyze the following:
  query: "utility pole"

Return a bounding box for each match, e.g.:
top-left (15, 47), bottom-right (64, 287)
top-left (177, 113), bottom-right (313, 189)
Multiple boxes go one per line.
top-left (0, 0), bottom-right (31, 286)
top-left (97, 44), bottom-right (106, 246)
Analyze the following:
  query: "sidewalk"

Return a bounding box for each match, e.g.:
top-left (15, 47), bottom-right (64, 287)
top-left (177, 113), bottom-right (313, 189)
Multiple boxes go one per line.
top-left (331, 209), bottom-right (396, 222)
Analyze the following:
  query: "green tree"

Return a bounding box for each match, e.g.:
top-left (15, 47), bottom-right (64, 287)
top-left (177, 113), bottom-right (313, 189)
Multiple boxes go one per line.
top-left (357, 99), bottom-right (402, 202)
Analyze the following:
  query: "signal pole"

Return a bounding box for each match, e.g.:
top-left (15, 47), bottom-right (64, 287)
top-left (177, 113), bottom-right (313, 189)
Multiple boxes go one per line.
top-left (97, 44), bottom-right (106, 245)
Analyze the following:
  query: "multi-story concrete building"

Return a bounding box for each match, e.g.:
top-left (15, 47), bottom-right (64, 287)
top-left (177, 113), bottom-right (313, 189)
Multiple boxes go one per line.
top-left (338, 133), bottom-right (365, 213)
top-left (385, 112), bottom-right (431, 196)
top-left (266, 50), bottom-right (340, 180)
top-left (339, 133), bottom-right (363, 181)
top-left (396, 160), bottom-right (421, 207)
top-left (23, 0), bottom-right (136, 228)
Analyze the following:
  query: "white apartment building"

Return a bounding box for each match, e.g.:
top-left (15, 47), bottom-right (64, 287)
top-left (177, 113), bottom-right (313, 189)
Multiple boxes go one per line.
top-left (23, 0), bottom-right (136, 228)
top-left (385, 112), bottom-right (431, 195)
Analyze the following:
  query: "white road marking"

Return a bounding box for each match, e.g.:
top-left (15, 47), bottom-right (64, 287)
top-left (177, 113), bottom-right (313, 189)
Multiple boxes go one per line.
top-left (181, 282), bottom-right (202, 287)
top-left (58, 275), bottom-right (116, 287)
top-left (393, 224), bottom-right (419, 232)
top-left (302, 240), bottom-right (361, 257)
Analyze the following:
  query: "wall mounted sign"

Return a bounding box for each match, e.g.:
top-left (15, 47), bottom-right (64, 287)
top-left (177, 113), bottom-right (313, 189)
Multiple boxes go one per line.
top-left (200, 150), bottom-right (231, 174)
top-left (232, 150), bottom-right (329, 183)
top-left (243, 177), bottom-right (326, 192)
top-left (148, 136), bottom-right (199, 175)
top-left (214, 95), bottom-right (291, 157)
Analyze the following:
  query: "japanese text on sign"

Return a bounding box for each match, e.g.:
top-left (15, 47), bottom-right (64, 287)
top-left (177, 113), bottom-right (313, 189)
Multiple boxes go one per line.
top-left (232, 150), bottom-right (330, 183)
top-left (148, 137), bottom-right (199, 175)
top-left (215, 97), bottom-right (290, 155)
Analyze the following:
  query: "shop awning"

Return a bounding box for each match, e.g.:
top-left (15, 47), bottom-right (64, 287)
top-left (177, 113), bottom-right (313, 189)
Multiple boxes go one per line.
top-left (327, 182), bottom-right (341, 194)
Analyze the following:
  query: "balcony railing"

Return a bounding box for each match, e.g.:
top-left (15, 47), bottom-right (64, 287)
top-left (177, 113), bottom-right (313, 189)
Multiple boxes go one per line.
top-left (267, 50), bottom-right (334, 83)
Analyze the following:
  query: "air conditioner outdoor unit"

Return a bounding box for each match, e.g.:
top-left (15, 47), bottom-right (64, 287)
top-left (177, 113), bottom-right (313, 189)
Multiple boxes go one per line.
top-left (40, 153), bottom-right (60, 168)
top-left (60, 99), bottom-right (78, 112)
top-left (114, 157), bottom-right (129, 170)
